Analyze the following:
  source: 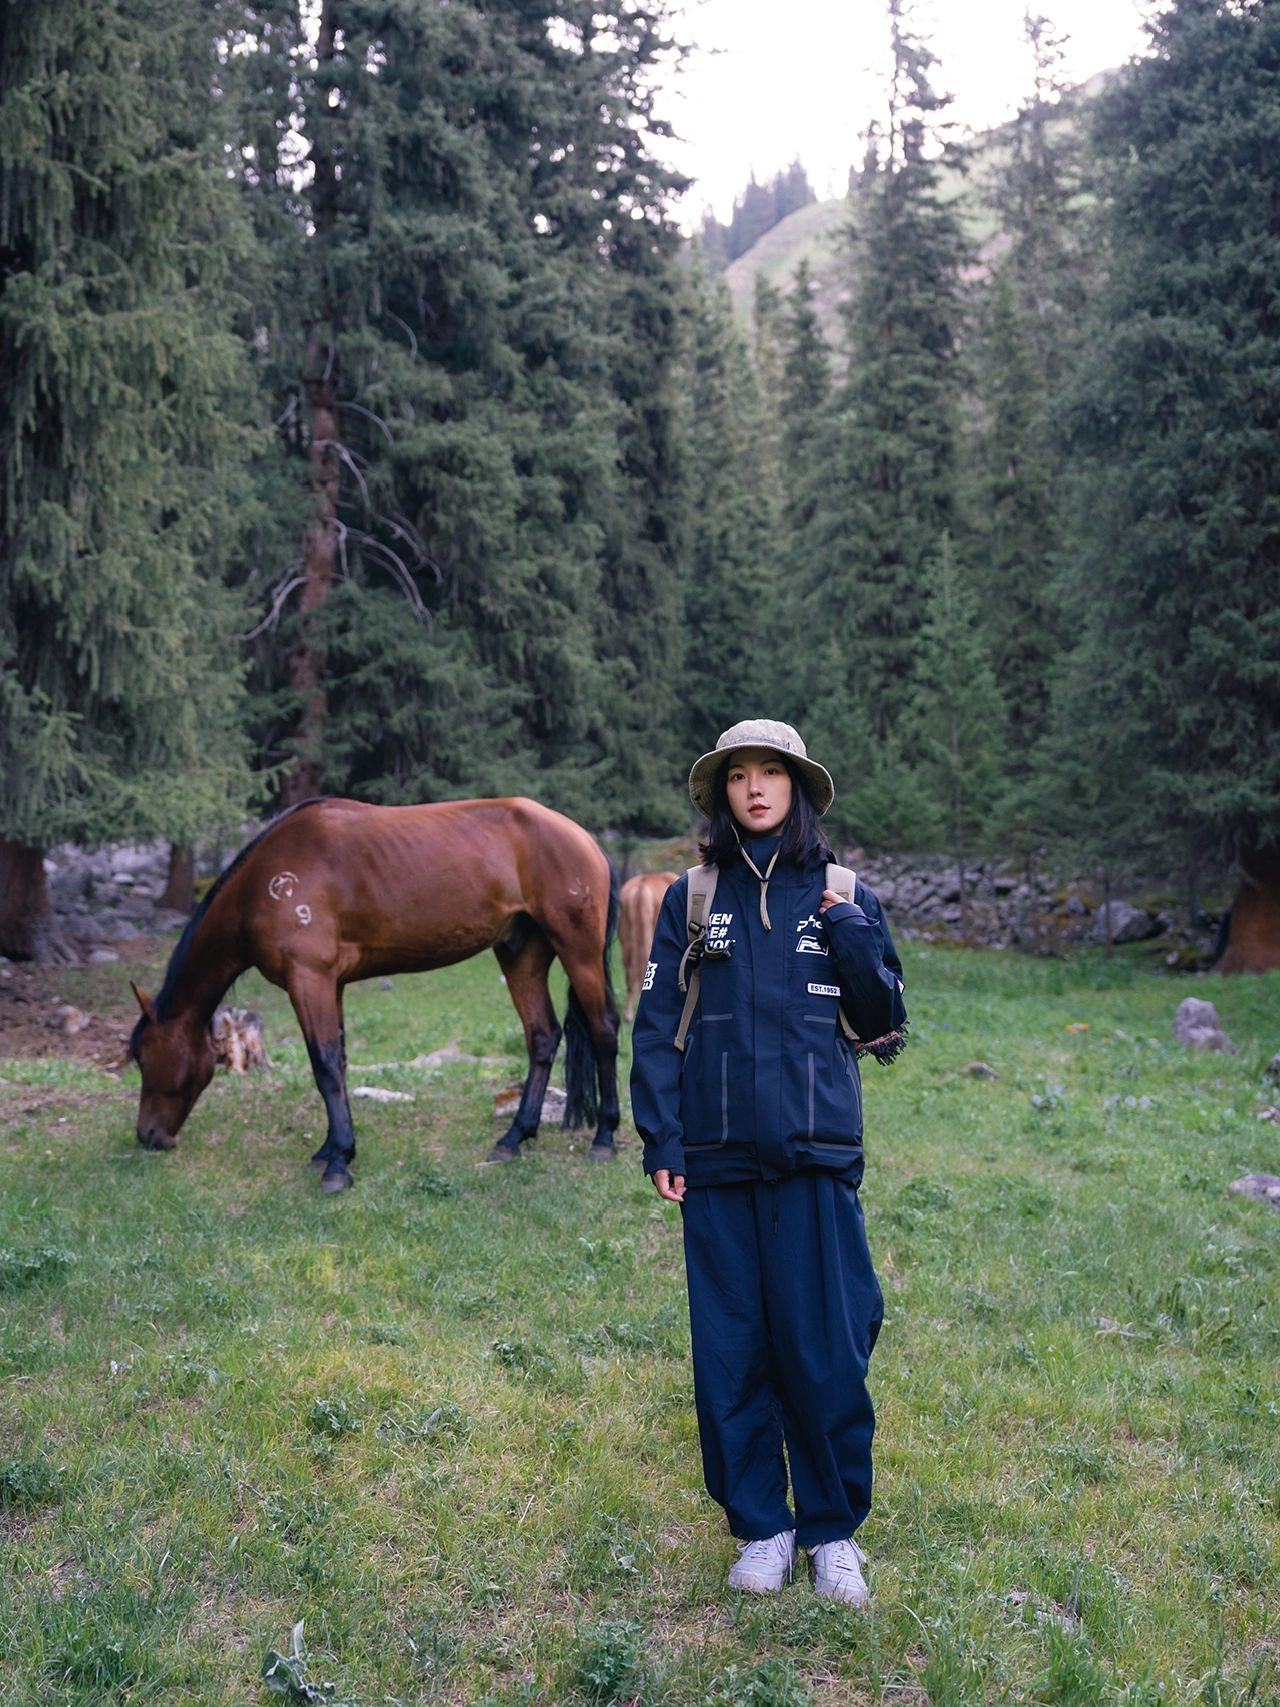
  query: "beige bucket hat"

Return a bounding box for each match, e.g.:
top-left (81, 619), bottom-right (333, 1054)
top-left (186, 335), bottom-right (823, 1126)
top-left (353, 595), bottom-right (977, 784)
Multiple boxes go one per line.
top-left (688, 719), bottom-right (835, 818)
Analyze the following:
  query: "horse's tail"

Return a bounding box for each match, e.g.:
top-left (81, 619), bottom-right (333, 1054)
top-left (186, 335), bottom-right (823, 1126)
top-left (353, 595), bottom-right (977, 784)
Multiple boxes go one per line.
top-left (563, 859), bottom-right (621, 1130)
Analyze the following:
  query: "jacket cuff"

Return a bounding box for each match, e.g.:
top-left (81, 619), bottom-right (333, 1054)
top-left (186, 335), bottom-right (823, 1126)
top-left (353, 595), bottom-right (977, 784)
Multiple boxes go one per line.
top-left (823, 900), bottom-right (868, 927)
top-left (642, 1137), bottom-right (687, 1178)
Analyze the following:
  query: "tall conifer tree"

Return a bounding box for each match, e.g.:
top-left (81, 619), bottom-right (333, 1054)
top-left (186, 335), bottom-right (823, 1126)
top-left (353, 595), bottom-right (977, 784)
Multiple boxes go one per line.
top-left (1053, 0), bottom-right (1280, 960)
top-left (790, 0), bottom-right (969, 779)
top-left (680, 263), bottom-right (779, 744)
top-left (0, 0), bottom-right (260, 957)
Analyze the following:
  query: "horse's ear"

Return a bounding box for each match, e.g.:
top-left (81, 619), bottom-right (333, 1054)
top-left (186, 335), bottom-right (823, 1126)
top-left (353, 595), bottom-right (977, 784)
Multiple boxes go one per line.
top-left (130, 981), bottom-right (158, 1023)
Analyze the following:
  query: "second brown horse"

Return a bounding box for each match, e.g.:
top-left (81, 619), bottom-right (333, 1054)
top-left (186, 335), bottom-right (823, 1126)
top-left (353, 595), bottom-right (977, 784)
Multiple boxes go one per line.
top-left (129, 797), bottom-right (620, 1189)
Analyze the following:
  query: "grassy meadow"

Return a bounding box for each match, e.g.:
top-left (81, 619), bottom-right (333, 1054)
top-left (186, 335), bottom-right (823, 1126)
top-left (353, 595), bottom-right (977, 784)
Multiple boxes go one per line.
top-left (2, 939), bottom-right (1279, 1705)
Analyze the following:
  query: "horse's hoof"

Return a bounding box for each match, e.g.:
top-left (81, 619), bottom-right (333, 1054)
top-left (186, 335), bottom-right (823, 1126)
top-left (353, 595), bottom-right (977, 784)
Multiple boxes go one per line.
top-left (320, 1169), bottom-right (354, 1193)
top-left (483, 1144), bottom-right (520, 1165)
top-left (586, 1144), bottom-right (616, 1162)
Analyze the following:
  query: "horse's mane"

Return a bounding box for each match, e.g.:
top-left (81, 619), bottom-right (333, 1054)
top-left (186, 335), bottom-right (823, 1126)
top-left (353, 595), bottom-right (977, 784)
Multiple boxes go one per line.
top-left (128, 798), bottom-right (326, 1058)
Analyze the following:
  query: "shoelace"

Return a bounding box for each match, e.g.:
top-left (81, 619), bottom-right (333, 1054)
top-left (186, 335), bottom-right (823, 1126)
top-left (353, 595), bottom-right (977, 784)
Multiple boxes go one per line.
top-left (739, 1535), bottom-right (789, 1564)
top-left (815, 1539), bottom-right (865, 1574)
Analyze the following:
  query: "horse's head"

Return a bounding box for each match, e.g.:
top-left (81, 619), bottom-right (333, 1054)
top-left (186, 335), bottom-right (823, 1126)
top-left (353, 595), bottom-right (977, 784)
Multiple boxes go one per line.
top-left (128, 983), bottom-right (215, 1149)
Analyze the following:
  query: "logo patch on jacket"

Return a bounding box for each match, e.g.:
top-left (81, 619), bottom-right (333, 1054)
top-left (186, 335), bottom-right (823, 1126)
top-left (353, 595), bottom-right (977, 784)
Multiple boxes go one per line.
top-left (706, 911), bottom-right (733, 948)
top-left (795, 913), bottom-right (828, 955)
top-left (808, 982), bottom-right (841, 998)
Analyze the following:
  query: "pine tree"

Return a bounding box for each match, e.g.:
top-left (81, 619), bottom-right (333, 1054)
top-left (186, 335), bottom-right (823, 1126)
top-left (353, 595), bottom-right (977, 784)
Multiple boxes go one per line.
top-left (0, 0), bottom-right (261, 958)
top-left (230, 0), bottom-right (691, 830)
top-left (905, 533), bottom-right (1008, 912)
top-left (1055, 0), bottom-right (1280, 961)
top-left (680, 263), bottom-right (780, 744)
top-left (969, 11), bottom-right (1089, 768)
top-left (812, 0), bottom-right (971, 745)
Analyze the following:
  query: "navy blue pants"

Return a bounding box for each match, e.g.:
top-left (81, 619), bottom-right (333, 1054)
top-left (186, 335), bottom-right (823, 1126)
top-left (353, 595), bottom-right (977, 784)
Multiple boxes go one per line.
top-left (681, 1172), bottom-right (883, 1547)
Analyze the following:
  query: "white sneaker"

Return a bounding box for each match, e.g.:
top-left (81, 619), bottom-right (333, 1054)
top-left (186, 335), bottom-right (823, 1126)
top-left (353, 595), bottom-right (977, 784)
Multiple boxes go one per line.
top-left (727, 1530), bottom-right (796, 1593)
top-left (809, 1537), bottom-right (869, 1608)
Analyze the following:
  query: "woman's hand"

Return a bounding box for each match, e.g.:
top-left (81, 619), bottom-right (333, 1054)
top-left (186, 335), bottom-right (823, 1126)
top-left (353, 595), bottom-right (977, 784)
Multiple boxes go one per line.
top-left (819, 888), bottom-right (843, 913)
top-left (652, 1169), bottom-right (686, 1204)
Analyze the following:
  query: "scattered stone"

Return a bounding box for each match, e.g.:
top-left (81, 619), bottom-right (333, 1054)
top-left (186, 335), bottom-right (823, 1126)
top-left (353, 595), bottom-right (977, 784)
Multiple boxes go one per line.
top-left (1172, 997), bottom-right (1235, 1054)
top-left (57, 1005), bottom-right (91, 1036)
top-left (962, 1061), bottom-right (999, 1079)
top-left (493, 1083), bottom-right (568, 1124)
top-left (378, 977), bottom-right (394, 992)
top-left (1089, 901), bottom-right (1161, 944)
top-left (351, 1086), bottom-right (415, 1103)
top-left (1228, 1174), bottom-right (1280, 1211)
top-left (1005, 1590), bottom-right (1082, 1634)
top-left (86, 948), bottom-right (120, 965)
top-left (1266, 1052), bottom-right (1280, 1082)
top-left (210, 1006), bottom-right (270, 1073)
top-left (1254, 1107), bottom-right (1280, 1124)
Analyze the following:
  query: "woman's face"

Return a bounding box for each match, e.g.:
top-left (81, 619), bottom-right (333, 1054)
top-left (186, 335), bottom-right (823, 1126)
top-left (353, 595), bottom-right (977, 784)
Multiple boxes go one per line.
top-left (726, 750), bottom-right (794, 836)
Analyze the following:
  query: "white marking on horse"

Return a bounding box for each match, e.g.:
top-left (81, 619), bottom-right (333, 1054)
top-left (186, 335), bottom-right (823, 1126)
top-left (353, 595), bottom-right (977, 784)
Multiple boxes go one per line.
top-left (268, 871), bottom-right (299, 900)
top-left (295, 904), bottom-right (312, 926)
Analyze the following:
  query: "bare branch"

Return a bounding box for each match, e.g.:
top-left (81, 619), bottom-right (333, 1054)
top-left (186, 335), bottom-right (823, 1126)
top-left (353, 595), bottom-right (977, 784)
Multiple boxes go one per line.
top-left (314, 438), bottom-right (371, 511)
top-left (339, 399), bottom-right (396, 446)
top-left (238, 574), bottom-right (306, 641)
top-left (386, 311), bottom-right (419, 360)
top-left (345, 527), bottom-right (433, 624)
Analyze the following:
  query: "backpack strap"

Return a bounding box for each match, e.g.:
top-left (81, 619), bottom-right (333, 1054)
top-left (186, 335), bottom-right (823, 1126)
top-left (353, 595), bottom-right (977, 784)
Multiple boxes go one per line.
top-left (674, 864), bottom-right (719, 1054)
top-left (824, 862), bottom-right (863, 1047)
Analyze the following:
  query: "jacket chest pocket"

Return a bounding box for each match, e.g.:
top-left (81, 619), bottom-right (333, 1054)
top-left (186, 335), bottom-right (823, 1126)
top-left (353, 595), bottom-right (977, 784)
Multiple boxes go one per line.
top-left (680, 1014), bottom-right (733, 1150)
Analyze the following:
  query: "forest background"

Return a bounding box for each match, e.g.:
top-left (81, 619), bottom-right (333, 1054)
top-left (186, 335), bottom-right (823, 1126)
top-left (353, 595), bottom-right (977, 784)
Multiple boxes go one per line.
top-left (1, 0), bottom-right (1278, 965)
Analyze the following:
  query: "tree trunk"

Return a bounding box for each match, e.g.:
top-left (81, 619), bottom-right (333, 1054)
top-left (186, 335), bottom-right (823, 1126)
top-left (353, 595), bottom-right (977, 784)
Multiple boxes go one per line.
top-left (283, 2), bottom-right (340, 808)
top-left (0, 839), bottom-right (56, 961)
top-left (161, 844), bottom-right (195, 913)
top-left (1217, 843), bottom-right (1280, 974)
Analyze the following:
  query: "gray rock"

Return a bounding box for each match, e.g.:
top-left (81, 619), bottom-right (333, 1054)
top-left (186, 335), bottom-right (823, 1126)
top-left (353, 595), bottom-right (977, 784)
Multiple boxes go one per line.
top-left (1089, 901), bottom-right (1161, 945)
top-left (963, 1061), bottom-right (999, 1079)
top-left (1227, 1175), bottom-right (1280, 1211)
top-left (1172, 996), bottom-right (1235, 1054)
top-left (87, 948), bottom-right (120, 965)
top-left (1265, 1052), bottom-right (1280, 1082)
top-left (1065, 895), bottom-right (1085, 917)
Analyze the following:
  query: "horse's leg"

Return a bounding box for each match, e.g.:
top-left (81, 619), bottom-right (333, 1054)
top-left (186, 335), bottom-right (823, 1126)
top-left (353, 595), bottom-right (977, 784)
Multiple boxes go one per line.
top-left (558, 945), bottom-right (621, 1162)
top-left (287, 971), bottom-right (356, 1192)
top-left (485, 931), bottom-right (561, 1164)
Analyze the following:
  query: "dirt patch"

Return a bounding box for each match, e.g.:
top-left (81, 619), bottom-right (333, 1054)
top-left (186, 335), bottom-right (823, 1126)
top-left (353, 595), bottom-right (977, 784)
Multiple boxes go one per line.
top-left (0, 939), bottom-right (169, 1065)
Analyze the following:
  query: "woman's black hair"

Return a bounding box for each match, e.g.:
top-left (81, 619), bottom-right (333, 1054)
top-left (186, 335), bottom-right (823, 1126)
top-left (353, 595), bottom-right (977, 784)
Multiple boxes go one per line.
top-left (699, 753), bottom-right (832, 868)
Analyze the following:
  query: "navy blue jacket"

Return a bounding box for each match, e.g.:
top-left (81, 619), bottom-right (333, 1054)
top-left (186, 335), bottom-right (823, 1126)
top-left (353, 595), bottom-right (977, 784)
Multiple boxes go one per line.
top-left (630, 839), bottom-right (907, 1188)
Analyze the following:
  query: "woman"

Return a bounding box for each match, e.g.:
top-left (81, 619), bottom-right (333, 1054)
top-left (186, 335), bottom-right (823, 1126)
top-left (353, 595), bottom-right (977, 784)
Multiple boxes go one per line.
top-left (630, 719), bottom-right (906, 1606)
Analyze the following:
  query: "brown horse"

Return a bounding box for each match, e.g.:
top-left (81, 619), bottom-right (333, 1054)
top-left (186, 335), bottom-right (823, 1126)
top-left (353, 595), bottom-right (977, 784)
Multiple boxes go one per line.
top-left (619, 871), bottom-right (678, 1021)
top-left (128, 797), bottom-right (620, 1190)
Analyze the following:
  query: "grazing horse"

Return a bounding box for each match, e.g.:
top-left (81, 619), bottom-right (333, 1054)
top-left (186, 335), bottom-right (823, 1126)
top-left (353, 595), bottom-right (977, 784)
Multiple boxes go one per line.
top-left (619, 872), bottom-right (678, 1021)
top-left (128, 797), bottom-right (620, 1190)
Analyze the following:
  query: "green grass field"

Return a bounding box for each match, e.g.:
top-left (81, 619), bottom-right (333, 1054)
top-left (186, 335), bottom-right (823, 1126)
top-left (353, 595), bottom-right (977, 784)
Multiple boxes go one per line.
top-left (2, 942), bottom-right (1279, 1704)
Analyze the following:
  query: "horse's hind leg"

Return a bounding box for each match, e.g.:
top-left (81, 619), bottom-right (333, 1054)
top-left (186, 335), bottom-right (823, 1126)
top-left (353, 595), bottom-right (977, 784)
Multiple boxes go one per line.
top-left (486, 929), bottom-right (561, 1164)
top-left (558, 946), bottom-right (621, 1162)
top-left (287, 971), bottom-right (356, 1192)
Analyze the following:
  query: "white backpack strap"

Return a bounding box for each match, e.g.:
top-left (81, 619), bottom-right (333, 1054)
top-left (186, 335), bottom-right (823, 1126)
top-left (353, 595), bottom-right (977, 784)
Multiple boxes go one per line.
top-left (675, 865), bottom-right (719, 1053)
top-left (825, 862), bottom-right (862, 1046)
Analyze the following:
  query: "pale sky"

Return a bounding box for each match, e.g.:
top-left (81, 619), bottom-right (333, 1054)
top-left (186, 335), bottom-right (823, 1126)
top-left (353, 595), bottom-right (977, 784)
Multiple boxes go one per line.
top-left (660, 0), bottom-right (1155, 227)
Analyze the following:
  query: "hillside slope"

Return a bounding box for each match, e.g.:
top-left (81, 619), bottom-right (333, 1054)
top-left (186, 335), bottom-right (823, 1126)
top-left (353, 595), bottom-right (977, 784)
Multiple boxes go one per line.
top-left (722, 72), bottom-right (1107, 343)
